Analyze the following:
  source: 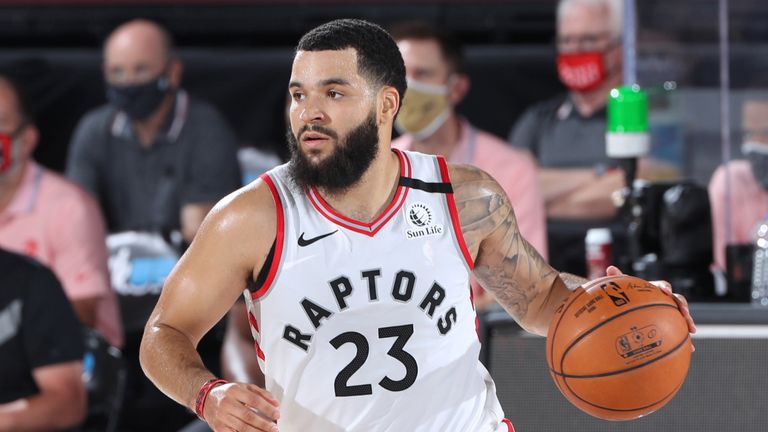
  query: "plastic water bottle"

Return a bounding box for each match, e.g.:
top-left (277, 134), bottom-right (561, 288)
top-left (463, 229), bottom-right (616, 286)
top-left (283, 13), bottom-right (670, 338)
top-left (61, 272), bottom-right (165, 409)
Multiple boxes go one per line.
top-left (586, 228), bottom-right (613, 281)
top-left (752, 213), bottom-right (768, 306)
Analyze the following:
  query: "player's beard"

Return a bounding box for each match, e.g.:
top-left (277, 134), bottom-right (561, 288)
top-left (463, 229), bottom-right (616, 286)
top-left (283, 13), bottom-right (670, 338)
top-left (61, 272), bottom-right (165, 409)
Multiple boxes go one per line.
top-left (287, 110), bottom-right (379, 194)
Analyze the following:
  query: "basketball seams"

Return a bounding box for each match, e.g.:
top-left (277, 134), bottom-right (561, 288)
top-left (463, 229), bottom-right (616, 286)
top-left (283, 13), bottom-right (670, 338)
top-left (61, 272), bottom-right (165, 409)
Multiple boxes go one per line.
top-left (549, 275), bottom-right (675, 371)
top-left (562, 364), bottom-right (688, 415)
top-left (547, 287), bottom-right (587, 374)
top-left (547, 276), bottom-right (690, 420)
top-left (547, 287), bottom-right (588, 398)
top-left (579, 274), bottom-right (622, 290)
top-left (552, 332), bottom-right (691, 379)
top-left (556, 303), bottom-right (681, 377)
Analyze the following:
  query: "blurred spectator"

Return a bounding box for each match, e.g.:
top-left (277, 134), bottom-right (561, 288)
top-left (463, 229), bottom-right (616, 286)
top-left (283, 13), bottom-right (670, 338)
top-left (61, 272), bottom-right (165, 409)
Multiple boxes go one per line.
top-left (709, 98), bottom-right (768, 271)
top-left (508, 0), bottom-right (633, 275)
top-left (65, 19), bottom-right (241, 431)
top-left (0, 248), bottom-right (86, 431)
top-left (66, 18), bottom-right (241, 245)
top-left (390, 22), bottom-right (547, 308)
top-left (0, 75), bottom-right (122, 348)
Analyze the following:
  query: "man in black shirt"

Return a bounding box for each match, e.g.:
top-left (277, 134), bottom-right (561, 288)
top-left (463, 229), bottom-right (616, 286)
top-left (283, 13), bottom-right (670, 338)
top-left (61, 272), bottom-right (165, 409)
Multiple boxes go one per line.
top-left (0, 247), bottom-right (86, 430)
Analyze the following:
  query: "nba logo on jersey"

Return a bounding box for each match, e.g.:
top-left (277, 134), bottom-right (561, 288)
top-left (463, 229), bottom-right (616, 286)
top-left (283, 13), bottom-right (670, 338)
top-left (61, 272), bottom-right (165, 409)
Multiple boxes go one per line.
top-left (405, 201), bottom-right (444, 239)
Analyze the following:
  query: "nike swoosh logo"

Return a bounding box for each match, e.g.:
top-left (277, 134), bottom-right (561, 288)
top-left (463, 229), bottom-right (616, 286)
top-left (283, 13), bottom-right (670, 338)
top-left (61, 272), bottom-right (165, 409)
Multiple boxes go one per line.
top-left (298, 230), bottom-right (338, 247)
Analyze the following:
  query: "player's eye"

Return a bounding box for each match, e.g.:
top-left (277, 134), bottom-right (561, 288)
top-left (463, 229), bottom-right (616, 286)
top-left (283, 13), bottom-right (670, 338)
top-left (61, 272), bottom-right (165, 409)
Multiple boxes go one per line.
top-left (328, 90), bottom-right (343, 99)
top-left (292, 91), bottom-right (305, 101)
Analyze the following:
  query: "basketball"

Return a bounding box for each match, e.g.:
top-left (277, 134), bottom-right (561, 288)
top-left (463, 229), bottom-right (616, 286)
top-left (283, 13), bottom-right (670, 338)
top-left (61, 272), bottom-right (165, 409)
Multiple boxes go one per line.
top-left (546, 274), bottom-right (692, 421)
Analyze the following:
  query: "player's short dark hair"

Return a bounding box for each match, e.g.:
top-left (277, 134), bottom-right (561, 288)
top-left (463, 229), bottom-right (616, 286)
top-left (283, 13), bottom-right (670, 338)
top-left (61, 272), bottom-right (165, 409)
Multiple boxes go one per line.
top-left (297, 19), bottom-right (407, 104)
top-left (389, 21), bottom-right (465, 74)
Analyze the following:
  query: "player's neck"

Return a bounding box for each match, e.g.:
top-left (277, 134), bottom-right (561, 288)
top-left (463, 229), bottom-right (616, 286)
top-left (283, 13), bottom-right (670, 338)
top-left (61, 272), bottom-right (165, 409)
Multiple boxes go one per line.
top-left (316, 148), bottom-right (401, 223)
top-left (408, 114), bottom-right (461, 160)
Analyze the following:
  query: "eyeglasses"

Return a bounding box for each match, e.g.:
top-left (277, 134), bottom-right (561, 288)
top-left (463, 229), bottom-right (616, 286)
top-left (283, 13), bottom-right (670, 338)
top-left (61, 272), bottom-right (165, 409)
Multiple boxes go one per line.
top-left (556, 32), bottom-right (617, 52)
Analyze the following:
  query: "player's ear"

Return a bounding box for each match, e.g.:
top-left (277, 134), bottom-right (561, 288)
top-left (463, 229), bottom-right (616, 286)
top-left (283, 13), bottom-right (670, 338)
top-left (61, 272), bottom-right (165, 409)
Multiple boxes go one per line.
top-left (378, 86), bottom-right (400, 125)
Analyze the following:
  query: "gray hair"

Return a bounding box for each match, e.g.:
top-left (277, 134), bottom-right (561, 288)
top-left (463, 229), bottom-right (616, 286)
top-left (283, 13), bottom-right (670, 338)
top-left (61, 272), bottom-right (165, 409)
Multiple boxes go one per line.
top-left (557, 0), bottom-right (624, 39)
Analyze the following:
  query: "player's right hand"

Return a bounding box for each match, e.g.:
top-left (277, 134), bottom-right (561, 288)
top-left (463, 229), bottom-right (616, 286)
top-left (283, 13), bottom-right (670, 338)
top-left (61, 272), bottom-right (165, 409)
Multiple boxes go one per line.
top-left (203, 382), bottom-right (280, 432)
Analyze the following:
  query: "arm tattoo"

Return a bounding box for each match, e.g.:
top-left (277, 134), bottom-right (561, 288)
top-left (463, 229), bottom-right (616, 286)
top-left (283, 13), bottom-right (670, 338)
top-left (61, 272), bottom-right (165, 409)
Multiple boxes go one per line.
top-left (451, 165), bottom-right (558, 322)
top-left (560, 272), bottom-right (588, 291)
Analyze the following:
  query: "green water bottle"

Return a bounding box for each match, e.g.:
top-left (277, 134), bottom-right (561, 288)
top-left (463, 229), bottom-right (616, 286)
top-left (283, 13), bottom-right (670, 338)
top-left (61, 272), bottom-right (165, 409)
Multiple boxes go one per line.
top-left (606, 85), bottom-right (650, 159)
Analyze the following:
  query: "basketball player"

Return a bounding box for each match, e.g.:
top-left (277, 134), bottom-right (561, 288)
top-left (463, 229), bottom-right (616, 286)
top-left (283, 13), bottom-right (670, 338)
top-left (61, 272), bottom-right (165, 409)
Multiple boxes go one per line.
top-left (139, 19), bottom-right (695, 432)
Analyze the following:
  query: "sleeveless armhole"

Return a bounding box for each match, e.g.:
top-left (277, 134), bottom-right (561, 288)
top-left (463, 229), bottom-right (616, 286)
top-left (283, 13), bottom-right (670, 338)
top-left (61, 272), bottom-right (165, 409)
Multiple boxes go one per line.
top-left (503, 418), bottom-right (515, 432)
top-left (251, 173), bottom-right (285, 300)
top-left (436, 156), bottom-right (475, 269)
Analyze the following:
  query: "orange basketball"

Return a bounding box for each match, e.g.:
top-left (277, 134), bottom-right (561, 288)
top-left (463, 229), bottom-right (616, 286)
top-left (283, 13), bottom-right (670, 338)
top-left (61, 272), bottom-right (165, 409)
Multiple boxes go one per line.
top-left (546, 274), bottom-right (692, 421)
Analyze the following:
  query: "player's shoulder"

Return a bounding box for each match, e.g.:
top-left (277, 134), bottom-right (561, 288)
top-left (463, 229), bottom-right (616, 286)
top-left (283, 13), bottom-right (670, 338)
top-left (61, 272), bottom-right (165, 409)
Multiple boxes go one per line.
top-left (447, 163), bottom-right (506, 196)
top-left (447, 163), bottom-right (509, 214)
top-left (446, 163), bottom-right (514, 246)
top-left (202, 175), bottom-right (278, 241)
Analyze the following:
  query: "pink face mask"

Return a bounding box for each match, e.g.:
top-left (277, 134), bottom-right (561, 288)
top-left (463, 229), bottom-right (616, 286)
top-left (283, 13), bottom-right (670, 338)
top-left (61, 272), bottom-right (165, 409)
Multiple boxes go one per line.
top-left (556, 51), bottom-right (607, 92)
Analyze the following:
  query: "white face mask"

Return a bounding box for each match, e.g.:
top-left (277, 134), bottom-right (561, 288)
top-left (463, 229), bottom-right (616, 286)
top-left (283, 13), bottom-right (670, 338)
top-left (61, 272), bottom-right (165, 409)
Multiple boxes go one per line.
top-left (395, 78), bottom-right (452, 140)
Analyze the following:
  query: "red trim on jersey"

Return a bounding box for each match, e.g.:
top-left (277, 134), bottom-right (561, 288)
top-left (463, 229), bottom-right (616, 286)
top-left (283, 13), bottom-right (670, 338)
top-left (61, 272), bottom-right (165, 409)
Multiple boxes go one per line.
top-left (306, 150), bottom-right (410, 237)
top-left (254, 341), bottom-right (266, 360)
top-left (396, 148), bottom-right (413, 177)
top-left (503, 418), bottom-right (515, 432)
top-left (248, 311), bottom-right (261, 333)
top-left (436, 156), bottom-right (475, 269)
top-left (247, 311), bottom-right (265, 360)
top-left (252, 173), bottom-right (285, 300)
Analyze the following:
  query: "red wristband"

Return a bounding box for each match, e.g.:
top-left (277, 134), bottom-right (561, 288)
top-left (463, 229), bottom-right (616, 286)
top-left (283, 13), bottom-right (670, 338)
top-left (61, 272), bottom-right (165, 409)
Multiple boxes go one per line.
top-left (194, 378), bottom-right (228, 420)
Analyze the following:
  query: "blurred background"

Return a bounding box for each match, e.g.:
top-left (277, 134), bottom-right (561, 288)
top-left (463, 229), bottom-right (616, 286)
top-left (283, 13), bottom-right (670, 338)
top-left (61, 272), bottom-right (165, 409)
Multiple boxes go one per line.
top-left (5, 0), bottom-right (765, 181)
top-left (3, 0), bottom-right (768, 431)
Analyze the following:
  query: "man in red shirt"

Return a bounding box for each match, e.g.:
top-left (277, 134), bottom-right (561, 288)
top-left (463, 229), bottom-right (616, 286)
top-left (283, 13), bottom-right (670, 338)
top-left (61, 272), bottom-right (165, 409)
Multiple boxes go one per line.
top-left (0, 75), bottom-right (122, 348)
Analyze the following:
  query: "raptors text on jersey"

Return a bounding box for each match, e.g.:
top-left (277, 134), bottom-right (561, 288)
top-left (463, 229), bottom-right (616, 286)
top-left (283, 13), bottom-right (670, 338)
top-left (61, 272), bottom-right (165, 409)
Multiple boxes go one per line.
top-left (245, 150), bottom-right (506, 432)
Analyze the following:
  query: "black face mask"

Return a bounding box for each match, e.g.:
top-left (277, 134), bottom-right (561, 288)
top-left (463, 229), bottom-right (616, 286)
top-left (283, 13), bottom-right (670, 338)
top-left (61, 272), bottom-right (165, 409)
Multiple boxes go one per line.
top-left (106, 75), bottom-right (171, 120)
top-left (747, 151), bottom-right (768, 191)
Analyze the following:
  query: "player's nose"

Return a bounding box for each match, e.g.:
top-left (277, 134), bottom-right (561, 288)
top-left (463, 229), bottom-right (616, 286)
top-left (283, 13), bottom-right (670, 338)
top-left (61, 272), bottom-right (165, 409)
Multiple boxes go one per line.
top-left (299, 99), bottom-right (327, 124)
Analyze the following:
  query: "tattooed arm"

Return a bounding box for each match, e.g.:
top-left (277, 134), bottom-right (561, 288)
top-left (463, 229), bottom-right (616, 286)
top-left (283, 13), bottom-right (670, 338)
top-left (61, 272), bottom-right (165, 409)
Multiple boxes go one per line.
top-left (560, 272), bottom-right (588, 291)
top-left (450, 164), bottom-right (581, 336)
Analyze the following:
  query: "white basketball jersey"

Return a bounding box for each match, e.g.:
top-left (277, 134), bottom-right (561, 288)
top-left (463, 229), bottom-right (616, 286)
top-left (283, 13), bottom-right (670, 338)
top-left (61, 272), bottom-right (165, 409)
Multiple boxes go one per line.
top-left (245, 150), bottom-right (509, 432)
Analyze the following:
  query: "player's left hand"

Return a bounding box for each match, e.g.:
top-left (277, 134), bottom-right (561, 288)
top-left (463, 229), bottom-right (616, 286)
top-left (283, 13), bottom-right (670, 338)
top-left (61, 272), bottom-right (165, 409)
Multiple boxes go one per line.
top-left (606, 266), bottom-right (697, 335)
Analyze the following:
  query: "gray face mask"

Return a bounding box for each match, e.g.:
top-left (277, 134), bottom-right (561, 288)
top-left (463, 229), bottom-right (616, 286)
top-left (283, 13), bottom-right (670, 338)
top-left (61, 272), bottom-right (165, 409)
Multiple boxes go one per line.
top-left (743, 141), bottom-right (768, 190)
